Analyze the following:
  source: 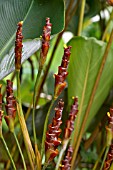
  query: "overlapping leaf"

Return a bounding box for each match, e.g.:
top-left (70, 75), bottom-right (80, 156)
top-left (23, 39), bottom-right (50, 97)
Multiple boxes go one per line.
top-left (0, 0), bottom-right (64, 79)
top-left (68, 36), bottom-right (113, 138)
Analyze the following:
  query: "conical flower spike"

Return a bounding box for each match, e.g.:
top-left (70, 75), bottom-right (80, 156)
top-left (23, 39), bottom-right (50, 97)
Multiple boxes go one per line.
top-left (64, 97), bottom-right (78, 139)
top-left (39, 17), bottom-right (52, 69)
top-left (54, 46), bottom-right (72, 99)
top-left (4, 80), bottom-right (16, 132)
top-left (45, 99), bottom-right (64, 163)
top-left (60, 145), bottom-right (73, 170)
top-left (15, 21), bottom-right (23, 70)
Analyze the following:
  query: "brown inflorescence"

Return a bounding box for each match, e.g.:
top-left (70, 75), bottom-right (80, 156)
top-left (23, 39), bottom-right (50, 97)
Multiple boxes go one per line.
top-left (39, 17), bottom-right (52, 69)
top-left (0, 84), bottom-right (2, 111)
top-left (103, 144), bottom-right (113, 170)
top-left (64, 97), bottom-right (78, 139)
top-left (4, 80), bottom-right (16, 132)
top-left (54, 46), bottom-right (72, 99)
top-left (107, 0), bottom-right (113, 6)
top-left (45, 99), bottom-right (64, 163)
top-left (15, 21), bottom-right (23, 70)
top-left (60, 145), bottom-right (73, 170)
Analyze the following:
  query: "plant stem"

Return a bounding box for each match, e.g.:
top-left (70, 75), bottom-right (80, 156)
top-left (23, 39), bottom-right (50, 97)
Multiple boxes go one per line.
top-left (71, 28), bottom-right (113, 170)
top-left (5, 144), bottom-right (17, 170)
top-left (16, 70), bottom-right (35, 169)
top-left (92, 145), bottom-right (106, 170)
top-left (66, 0), bottom-right (81, 29)
top-left (0, 136), bottom-right (16, 170)
top-left (13, 131), bottom-right (27, 170)
top-left (77, 0), bottom-right (86, 36)
top-left (109, 162), bottom-right (113, 170)
top-left (41, 99), bottom-right (56, 158)
top-left (55, 139), bottom-right (69, 170)
top-left (100, 146), bottom-right (110, 170)
top-left (5, 102), bottom-right (32, 170)
top-left (42, 162), bottom-right (49, 170)
top-left (32, 68), bottom-right (42, 170)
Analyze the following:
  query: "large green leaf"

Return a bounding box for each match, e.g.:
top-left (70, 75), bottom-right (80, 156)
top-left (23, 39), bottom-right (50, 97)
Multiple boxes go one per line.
top-left (68, 36), bottom-right (113, 135)
top-left (0, 0), bottom-right (64, 79)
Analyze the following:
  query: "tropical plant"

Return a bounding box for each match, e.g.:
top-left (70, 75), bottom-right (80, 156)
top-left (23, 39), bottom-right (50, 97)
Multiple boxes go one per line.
top-left (1, 0), bottom-right (113, 170)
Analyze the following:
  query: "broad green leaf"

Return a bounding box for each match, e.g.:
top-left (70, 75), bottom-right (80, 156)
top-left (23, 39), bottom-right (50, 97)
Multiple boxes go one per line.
top-left (0, 39), bottom-right (41, 79)
top-left (68, 36), bottom-right (113, 136)
top-left (0, 0), bottom-right (64, 79)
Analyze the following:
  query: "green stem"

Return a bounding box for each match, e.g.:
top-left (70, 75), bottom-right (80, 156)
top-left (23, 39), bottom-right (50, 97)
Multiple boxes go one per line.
top-left (77, 0), bottom-right (86, 36)
top-left (32, 68), bottom-right (42, 146)
top-left (5, 102), bottom-right (32, 170)
top-left (13, 131), bottom-right (27, 170)
top-left (109, 162), bottom-right (113, 170)
top-left (41, 99), bottom-right (56, 158)
top-left (42, 162), bottom-right (49, 170)
top-left (55, 139), bottom-right (69, 170)
top-left (16, 70), bottom-right (35, 169)
top-left (32, 68), bottom-right (43, 170)
top-left (92, 145), bottom-right (106, 170)
top-left (0, 136), bottom-right (16, 170)
top-left (100, 146), bottom-right (110, 170)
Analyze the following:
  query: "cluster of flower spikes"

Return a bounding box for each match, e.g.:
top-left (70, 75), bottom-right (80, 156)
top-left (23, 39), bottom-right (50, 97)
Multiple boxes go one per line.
top-left (64, 97), bottom-right (78, 139)
top-left (4, 80), bottom-right (16, 132)
top-left (103, 144), bottom-right (113, 170)
top-left (103, 108), bottom-right (113, 170)
top-left (54, 46), bottom-right (72, 99)
top-left (60, 145), bottom-right (73, 170)
top-left (39, 17), bottom-right (52, 69)
top-left (15, 21), bottom-right (23, 70)
top-left (45, 99), bottom-right (64, 163)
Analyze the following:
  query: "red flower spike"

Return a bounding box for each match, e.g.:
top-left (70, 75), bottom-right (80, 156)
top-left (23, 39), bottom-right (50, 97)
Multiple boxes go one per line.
top-left (103, 144), bottom-right (113, 170)
top-left (60, 145), bottom-right (73, 170)
top-left (4, 80), bottom-right (16, 132)
top-left (15, 21), bottom-right (23, 70)
top-left (39, 18), bottom-right (52, 69)
top-left (0, 110), bottom-right (3, 137)
top-left (54, 46), bottom-right (72, 99)
top-left (45, 99), bottom-right (64, 163)
top-left (64, 97), bottom-right (78, 139)
top-left (0, 84), bottom-right (2, 111)
top-left (0, 85), bottom-right (3, 137)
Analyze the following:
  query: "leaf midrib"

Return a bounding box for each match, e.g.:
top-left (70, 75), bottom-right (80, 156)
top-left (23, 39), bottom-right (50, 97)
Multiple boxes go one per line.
top-left (73, 47), bottom-right (92, 145)
top-left (0, 0), bottom-right (34, 58)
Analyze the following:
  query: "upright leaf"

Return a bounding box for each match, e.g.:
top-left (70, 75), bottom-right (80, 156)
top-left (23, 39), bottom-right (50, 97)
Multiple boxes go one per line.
top-left (68, 36), bottom-right (113, 139)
